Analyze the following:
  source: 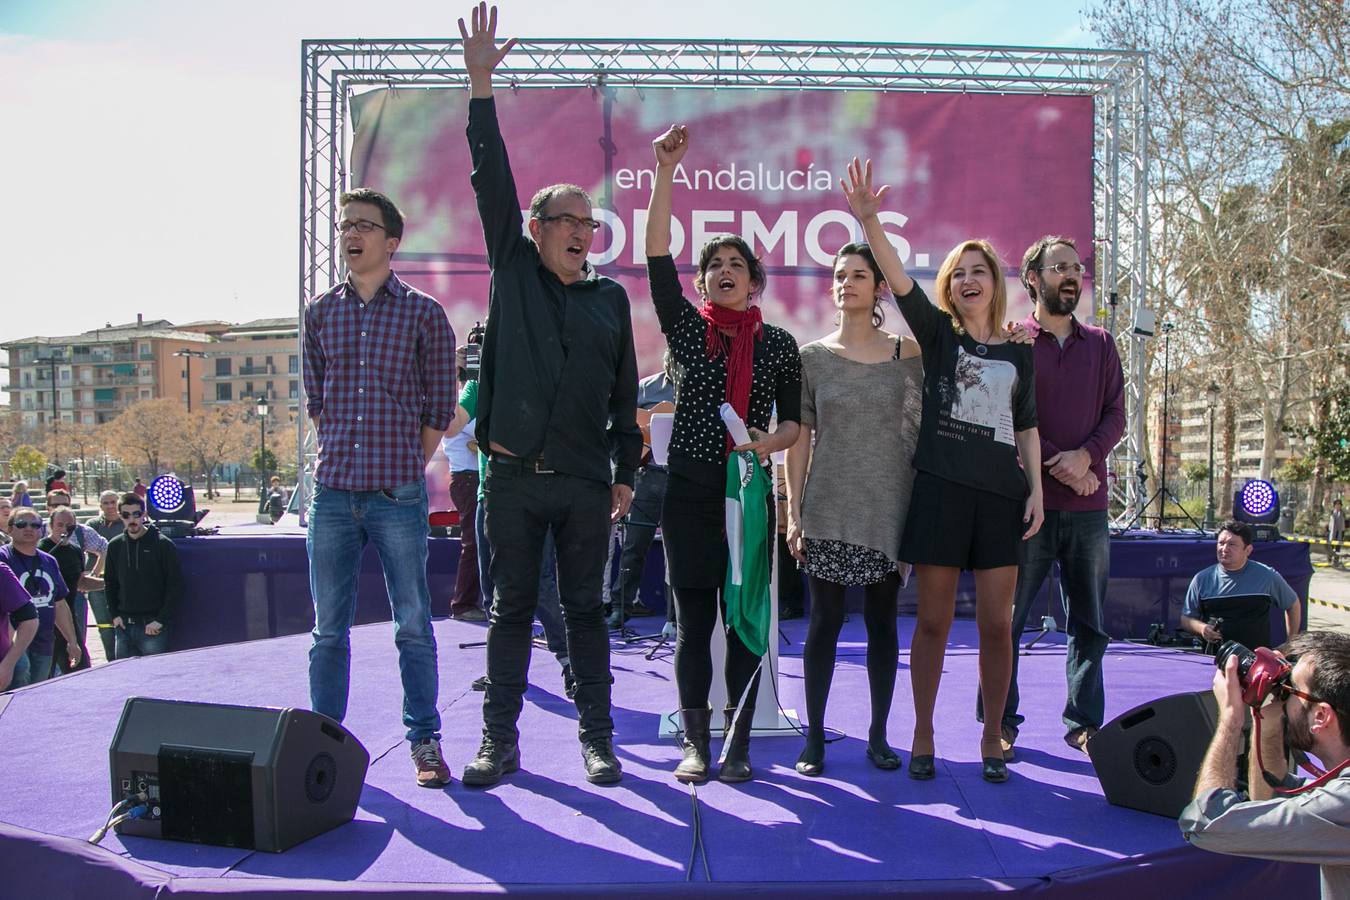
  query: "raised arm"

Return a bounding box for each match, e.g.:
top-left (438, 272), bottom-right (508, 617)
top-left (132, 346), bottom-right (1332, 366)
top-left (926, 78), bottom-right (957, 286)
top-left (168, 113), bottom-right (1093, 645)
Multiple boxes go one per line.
top-left (458, 3), bottom-right (516, 100)
top-left (646, 125), bottom-right (688, 258)
top-left (841, 158), bottom-right (913, 297)
top-left (461, 4), bottom-right (526, 267)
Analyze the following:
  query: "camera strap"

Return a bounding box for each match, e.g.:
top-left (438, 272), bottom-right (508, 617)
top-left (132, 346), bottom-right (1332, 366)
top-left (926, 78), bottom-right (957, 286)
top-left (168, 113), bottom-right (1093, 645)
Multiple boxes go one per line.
top-left (1253, 712), bottom-right (1350, 795)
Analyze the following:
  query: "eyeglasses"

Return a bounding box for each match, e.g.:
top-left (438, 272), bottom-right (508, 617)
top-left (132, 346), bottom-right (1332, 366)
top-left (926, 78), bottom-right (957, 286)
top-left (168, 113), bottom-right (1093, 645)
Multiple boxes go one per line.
top-left (336, 219), bottom-right (387, 235)
top-left (119, 510), bottom-right (145, 519)
top-left (10, 521), bottom-right (39, 529)
top-left (1036, 262), bottom-right (1087, 276)
top-left (534, 213), bottom-right (602, 233)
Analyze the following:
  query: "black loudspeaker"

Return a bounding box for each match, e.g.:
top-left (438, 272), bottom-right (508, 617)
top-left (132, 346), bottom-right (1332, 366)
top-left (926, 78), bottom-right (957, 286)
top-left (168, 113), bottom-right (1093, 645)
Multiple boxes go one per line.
top-left (1087, 690), bottom-right (1219, 818)
top-left (109, 697), bottom-right (370, 852)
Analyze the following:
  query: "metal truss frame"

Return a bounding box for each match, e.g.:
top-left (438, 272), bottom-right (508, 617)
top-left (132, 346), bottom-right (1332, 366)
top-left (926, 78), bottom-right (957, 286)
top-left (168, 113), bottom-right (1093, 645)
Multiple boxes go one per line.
top-left (300, 38), bottom-right (1150, 516)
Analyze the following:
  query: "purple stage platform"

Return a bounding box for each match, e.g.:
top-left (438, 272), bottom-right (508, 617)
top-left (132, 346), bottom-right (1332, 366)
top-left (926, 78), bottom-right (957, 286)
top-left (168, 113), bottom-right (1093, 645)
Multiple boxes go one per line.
top-left (166, 528), bottom-right (1311, 653)
top-left (0, 617), bottom-right (1318, 897)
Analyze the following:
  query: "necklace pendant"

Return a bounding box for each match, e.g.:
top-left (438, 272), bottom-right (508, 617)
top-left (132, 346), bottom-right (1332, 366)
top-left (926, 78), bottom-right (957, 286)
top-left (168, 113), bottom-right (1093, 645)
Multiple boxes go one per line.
top-left (975, 343), bottom-right (988, 356)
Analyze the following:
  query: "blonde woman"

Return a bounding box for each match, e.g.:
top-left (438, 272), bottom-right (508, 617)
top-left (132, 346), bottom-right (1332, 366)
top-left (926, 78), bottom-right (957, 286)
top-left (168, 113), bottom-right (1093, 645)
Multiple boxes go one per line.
top-left (842, 159), bottom-right (1043, 784)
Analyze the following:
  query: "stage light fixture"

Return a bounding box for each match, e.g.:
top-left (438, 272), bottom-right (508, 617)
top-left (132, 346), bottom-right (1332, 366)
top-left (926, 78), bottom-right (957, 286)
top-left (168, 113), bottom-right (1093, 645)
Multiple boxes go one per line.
top-left (147, 474), bottom-right (205, 537)
top-left (1234, 479), bottom-right (1280, 539)
top-left (149, 475), bottom-right (186, 516)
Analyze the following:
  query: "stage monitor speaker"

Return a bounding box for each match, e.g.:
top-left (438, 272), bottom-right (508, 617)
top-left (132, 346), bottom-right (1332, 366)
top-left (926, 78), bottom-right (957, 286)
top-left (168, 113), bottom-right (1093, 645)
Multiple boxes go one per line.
top-left (109, 697), bottom-right (370, 852)
top-left (1087, 690), bottom-right (1218, 819)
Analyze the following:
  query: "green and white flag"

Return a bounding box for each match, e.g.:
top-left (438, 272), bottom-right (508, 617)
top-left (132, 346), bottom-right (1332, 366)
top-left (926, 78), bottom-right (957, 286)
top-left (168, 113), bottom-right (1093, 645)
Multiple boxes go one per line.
top-left (724, 450), bottom-right (772, 658)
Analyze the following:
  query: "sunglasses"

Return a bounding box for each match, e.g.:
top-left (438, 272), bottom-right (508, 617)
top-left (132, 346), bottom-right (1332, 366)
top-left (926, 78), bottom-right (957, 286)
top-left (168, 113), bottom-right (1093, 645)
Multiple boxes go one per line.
top-left (119, 510), bottom-right (145, 519)
top-left (10, 521), bottom-right (40, 529)
top-left (1273, 681), bottom-right (1325, 706)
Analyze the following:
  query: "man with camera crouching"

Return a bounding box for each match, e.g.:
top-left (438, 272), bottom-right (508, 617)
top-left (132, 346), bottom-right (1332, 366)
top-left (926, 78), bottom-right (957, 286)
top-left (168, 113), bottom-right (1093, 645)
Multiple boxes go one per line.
top-left (1181, 520), bottom-right (1301, 646)
top-left (1180, 632), bottom-right (1350, 897)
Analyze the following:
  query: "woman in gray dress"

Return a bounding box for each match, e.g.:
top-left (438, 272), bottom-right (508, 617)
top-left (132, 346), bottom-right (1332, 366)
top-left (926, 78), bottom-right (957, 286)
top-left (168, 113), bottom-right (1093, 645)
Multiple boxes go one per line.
top-left (784, 242), bottom-right (923, 776)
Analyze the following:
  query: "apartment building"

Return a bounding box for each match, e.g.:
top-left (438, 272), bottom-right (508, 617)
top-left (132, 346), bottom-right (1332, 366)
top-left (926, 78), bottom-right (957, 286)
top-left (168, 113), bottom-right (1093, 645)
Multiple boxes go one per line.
top-left (3, 317), bottom-right (215, 426)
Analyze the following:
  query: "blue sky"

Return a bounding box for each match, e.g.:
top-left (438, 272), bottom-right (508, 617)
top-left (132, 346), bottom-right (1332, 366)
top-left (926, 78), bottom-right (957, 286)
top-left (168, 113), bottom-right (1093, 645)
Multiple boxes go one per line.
top-left (0, 0), bottom-right (1093, 356)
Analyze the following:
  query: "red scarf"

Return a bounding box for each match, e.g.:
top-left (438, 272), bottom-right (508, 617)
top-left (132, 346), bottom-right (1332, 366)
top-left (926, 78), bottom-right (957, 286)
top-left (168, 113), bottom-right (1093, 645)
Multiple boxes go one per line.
top-left (697, 301), bottom-right (763, 437)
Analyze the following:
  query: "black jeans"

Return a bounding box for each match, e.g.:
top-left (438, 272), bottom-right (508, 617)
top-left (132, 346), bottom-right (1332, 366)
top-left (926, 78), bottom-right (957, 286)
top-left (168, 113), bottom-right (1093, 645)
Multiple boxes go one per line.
top-left (482, 459), bottom-right (614, 744)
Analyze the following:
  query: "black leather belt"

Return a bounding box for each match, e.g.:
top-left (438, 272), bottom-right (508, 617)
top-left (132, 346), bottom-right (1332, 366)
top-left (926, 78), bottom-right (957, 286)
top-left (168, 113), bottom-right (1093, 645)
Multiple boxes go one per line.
top-left (489, 454), bottom-right (556, 475)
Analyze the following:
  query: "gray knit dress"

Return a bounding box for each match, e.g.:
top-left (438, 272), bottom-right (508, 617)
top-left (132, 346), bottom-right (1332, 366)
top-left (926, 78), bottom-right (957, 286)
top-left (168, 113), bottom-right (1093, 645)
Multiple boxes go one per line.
top-left (798, 339), bottom-right (923, 585)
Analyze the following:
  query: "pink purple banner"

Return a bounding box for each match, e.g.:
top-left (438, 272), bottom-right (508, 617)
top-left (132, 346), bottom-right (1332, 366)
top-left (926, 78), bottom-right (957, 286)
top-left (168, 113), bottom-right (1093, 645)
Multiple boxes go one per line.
top-left (350, 86), bottom-right (1095, 378)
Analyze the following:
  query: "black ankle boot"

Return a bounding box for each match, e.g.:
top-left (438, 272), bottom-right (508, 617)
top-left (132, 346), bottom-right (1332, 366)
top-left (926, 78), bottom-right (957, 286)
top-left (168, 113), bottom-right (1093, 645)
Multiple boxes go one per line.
top-left (674, 706), bottom-right (712, 783)
top-left (718, 705), bottom-right (754, 783)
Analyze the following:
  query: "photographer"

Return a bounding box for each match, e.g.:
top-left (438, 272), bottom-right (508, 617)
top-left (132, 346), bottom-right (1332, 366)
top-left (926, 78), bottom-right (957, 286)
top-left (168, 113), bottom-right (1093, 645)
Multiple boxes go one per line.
top-left (1180, 632), bottom-right (1350, 896)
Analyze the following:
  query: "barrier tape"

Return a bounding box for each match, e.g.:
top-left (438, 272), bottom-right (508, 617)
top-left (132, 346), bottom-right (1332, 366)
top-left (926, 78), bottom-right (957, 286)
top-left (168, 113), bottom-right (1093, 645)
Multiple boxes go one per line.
top-left (1310, 596), bottom-right (1350, 614)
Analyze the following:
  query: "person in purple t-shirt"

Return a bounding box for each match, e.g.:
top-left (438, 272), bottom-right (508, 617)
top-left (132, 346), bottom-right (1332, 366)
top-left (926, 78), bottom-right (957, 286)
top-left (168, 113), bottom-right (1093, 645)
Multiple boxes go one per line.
top-left (979, 235), bottom-right (1126, 760)
top-left (0, 507), bottom-right (80, 686)
top-left (0, 564), bottom-right (39, 691)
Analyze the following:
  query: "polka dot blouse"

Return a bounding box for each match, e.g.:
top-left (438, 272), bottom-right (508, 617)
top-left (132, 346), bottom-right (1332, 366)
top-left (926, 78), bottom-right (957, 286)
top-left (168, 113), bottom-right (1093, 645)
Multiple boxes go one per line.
top-left (647, 254), bottom-right (802, 489)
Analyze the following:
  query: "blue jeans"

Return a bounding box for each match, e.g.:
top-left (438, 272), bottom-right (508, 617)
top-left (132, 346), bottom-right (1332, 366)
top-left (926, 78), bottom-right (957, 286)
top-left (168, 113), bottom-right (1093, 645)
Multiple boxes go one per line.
top-left (980, 508), bottom-right (1110, 733)
top-left (87, 589), bottom-right (117, 661)
top-left (10, 648), bottom-right (54, 687)
top-left (114, 620), bottom-right (172, 659)
top-left (307, 480), bottom-right (441, 742)
top-left (479, 498), bottom-right (569, 663)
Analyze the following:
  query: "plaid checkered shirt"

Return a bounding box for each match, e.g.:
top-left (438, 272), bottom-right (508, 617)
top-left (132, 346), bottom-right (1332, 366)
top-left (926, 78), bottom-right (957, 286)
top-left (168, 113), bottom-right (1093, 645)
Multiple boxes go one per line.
top-left (303, 272), bottom-right (456, 491)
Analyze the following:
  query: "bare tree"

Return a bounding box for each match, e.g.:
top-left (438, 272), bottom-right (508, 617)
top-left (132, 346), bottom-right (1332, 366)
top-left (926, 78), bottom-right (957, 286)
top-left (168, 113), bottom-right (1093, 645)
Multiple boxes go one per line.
top-left (104, 399), bottom-right (191, 477)
top-left (178, 404), bottom-right (252, 499)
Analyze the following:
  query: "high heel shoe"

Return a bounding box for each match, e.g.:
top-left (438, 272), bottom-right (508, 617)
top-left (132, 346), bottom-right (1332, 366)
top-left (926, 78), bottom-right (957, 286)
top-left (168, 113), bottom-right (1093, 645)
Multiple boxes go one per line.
top-left (908, 733), bottom-right (936, 780)
top-left (795, 740), bottom-right (825, 777)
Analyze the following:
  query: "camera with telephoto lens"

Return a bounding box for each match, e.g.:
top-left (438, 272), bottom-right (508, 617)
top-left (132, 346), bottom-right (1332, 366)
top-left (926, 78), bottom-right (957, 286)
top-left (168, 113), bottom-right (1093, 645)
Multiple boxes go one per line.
top-left (1216, 640), bottom-right (1293, 707)
top-left (459, 322), bottom-right (485, 382)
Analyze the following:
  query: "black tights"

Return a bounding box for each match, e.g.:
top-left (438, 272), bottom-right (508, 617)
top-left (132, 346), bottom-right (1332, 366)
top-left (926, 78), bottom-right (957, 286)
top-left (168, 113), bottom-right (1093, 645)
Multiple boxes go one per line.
top-left (802, 572), bottom-right (900, 748)
top-left (673, 585), bottom-right (763, 711)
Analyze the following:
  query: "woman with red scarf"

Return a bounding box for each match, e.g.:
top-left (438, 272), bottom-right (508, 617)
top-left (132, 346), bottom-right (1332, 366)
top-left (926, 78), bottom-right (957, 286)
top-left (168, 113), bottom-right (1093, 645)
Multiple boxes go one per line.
top-left (646, 124), bottom-right (802, 784)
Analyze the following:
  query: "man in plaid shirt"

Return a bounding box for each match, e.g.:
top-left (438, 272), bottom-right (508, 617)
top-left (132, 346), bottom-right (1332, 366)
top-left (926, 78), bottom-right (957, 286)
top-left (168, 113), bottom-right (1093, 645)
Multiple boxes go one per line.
top-left (303, 188), bottom-right (457, 788)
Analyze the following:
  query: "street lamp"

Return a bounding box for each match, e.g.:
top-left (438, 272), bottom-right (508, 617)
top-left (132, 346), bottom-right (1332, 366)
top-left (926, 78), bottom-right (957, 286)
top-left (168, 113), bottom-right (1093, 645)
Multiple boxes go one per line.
top-left (1204, 382), bottom-right (1221, 531)
top-left (33, 354), bottom-right (61, 464)
top-left (173, 348), bottom-right (209, 412)
top-left (256, 395), bottom-right (269, 492)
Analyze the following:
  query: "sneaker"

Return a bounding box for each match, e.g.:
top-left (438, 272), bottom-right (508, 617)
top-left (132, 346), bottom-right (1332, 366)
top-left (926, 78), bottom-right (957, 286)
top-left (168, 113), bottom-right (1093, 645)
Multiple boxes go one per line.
top-left (627, 600), bottom-right (654, 617)
top-left (582, 738), bottom-right (622, 784)
top-left (561, 664), bottom-right (578, 700)
top-left (452, 607), bottom-right (488, 622)
top-left (411, 738), bottom-right (451, 788)
top-left (471, 674), bottom-right (488, 691)
top-left (606, 607), bottom-right (626, 630)
top-left (462, 736), bottom-right (520, 787)
top-left (1064, 726), bottom-right (1097, 754)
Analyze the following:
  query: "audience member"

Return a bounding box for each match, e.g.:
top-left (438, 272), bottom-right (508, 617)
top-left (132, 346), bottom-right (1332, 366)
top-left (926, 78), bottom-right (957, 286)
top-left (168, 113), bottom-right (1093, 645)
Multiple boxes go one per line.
top-left (41, 507), bottom-right (101, 673)
top-left (0, 497), bottom-right (12, 545)
top-left (87, 490), bottom-right (124, 661)
top-left (45, 469), bottom-right (69, 494)
top-left (132, 478), bottom-right (147, 500)
top-left (1181, 520), bottom-right (1302, 647)
top-left (0, 507), bottom-right (79, 685)
top-left (1329, 499), bottom-right (1344, 568)
top-left (11, 481), bottom-right (33, 508)
top-left (105, 492), bottom-right (183, 659)
top-left (0, 565), bottom-right (38, 692)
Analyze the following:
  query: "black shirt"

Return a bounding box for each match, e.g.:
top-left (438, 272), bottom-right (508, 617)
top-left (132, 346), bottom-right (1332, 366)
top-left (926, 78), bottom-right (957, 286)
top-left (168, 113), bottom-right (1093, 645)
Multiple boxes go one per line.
top-left (38, 537), bottom-right (84, 600)
top-left (894, 281), bottom-right (1037, 500)
top-left (648, 254), bottom-right (802, 490)
top-left (467, 97), bottom-right (642, 488)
